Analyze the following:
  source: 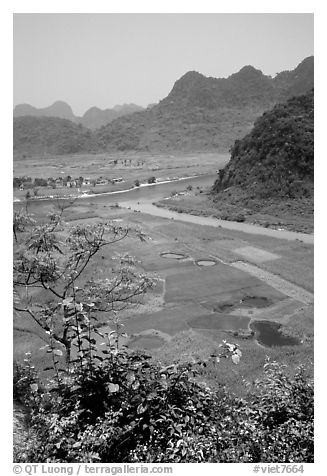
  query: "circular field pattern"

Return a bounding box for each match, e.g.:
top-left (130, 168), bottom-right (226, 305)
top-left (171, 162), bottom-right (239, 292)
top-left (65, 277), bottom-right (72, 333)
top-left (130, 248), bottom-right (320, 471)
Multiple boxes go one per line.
top-left (196, 259), bottom-right (216, 267)
top-left (160, 252), bottom-right (188, 260)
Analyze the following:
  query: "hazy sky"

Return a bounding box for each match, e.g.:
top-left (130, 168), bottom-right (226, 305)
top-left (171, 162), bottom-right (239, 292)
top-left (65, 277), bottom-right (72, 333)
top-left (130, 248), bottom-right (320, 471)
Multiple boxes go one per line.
top-left (13, 13), bottom-right (314, 116)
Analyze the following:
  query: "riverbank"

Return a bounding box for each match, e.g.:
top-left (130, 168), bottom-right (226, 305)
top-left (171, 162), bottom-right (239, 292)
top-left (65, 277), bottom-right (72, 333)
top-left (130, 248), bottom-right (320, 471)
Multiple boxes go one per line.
top-left (13, 151), bottom-right (229, 201)
top-left (120, 199), bottom-right (314, 244)
top-left (155, 187), bottom-right (314, 234)
top-left (13, 173), bottom-right (210, 203)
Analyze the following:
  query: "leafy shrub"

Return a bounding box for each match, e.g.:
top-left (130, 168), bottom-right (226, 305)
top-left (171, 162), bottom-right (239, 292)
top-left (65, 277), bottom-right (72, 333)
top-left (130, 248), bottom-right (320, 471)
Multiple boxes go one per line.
top-left (14, 344), bottom-right (313, 463)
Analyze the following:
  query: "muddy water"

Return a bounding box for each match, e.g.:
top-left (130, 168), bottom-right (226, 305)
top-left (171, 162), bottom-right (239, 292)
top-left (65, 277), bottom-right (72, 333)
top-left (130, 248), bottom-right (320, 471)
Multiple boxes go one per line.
top-left (240, 296), bottom-right (271, 308)
top-left (250, 321), bottom-right (300, 347)
top-left (214, 295), bottom-right (272, 313)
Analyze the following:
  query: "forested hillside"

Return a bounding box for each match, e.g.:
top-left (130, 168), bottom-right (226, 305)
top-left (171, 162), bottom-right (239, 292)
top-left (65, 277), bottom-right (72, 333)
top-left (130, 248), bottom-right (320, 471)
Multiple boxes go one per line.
top-left (95, 56), bottom-right (313, 152)
top-left (212, 90), bottom-right (314, 199)
top-left (13, 116), bottom-right (99, 155)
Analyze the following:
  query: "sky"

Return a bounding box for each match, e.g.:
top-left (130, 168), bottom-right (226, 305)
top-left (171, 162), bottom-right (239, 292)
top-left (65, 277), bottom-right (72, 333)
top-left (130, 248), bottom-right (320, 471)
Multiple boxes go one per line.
top-left (13, 13), bottom-right (314, 116)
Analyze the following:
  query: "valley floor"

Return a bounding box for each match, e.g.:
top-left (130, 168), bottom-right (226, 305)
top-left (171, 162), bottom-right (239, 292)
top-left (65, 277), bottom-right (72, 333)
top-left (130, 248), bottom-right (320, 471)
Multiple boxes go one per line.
top-left (14, 196), bottom-right (314, 394)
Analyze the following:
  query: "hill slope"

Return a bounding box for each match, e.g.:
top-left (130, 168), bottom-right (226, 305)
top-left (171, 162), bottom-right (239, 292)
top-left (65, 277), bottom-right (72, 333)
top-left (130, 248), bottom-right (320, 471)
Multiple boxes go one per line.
top-left (13, 116), bottom-right (99, 155)
top-left (212, 90), bottom-right (314, 198)
top-left (208, 90), bottom-right (314, 231)
top-left (155, 90), bottom-right (313, 233)
top-left (96, 56), bottom-right (313, 152)
top-left (14, 101), bottom-right (144, 130)
top-left (79, 104), bottom-right (144, 129)
top-left (13, 57), bottom-right (313, 155)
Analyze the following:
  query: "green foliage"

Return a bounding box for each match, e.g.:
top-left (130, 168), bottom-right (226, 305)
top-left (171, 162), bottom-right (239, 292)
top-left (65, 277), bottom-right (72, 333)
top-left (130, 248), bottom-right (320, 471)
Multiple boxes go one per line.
top-left (213, 90), bottom-right (314, 199)
top-left (13, 347), bottom-right (313, 463)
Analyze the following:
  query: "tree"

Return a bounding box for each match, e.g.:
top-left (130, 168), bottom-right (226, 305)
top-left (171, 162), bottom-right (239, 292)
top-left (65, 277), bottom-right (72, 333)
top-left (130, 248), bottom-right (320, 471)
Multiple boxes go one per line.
top-left (134, 179), bottom-right (140, 187)
top-left (13, 177), bottom-right (24, 188)
top-left (34, 178), bottom-right (47, 187)
top-left (13, 208), bottom-right (155, 365)
top-left (147, 176), bottom-right (156, 184)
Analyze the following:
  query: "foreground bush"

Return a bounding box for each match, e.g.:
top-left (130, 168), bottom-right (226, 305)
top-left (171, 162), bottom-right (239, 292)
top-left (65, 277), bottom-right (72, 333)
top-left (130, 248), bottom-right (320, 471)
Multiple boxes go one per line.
top-left (14, 345), bottom-right (313, 463)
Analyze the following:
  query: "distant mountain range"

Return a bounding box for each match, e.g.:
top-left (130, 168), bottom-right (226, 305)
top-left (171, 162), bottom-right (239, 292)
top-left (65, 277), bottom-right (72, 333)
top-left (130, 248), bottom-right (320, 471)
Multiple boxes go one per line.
top-left (13, 102), bottom-right (144, 129)
top-left (13, 56), bottom-right (313, 155)
top-left (14, 101), bottom-right (76, 122)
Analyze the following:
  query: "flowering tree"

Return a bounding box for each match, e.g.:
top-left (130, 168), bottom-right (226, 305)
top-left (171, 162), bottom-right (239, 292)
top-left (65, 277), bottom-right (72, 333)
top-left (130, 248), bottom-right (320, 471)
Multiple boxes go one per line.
top-left (13, 207), bottom-right (155, 367)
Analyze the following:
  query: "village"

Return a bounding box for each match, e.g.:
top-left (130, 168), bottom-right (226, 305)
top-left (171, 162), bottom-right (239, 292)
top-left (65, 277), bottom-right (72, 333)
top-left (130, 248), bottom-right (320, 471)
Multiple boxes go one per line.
top-left (13, 174), bottom-right (125, 190)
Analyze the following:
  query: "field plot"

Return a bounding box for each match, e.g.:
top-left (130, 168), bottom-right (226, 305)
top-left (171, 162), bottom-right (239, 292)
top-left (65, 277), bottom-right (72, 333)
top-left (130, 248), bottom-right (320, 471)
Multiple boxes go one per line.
top-left (14, 152), bottom-right (227, 179)
top-left (233, 246), bottom-right (280, 263)
top-left (14, 197), bottom-right (314, 388)
top-left (164, 264), bottom-right (284, 303)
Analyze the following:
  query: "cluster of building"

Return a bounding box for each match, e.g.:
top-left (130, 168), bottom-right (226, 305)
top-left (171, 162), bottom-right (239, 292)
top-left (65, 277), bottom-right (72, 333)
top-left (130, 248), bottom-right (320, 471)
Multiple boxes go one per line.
top-left (13, 175), bottom-right (124, 190)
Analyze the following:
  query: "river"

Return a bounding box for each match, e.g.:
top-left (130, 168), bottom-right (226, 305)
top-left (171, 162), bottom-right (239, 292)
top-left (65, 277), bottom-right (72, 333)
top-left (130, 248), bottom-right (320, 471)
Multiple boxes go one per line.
top-left (14, 173), bottom-right (313, 244)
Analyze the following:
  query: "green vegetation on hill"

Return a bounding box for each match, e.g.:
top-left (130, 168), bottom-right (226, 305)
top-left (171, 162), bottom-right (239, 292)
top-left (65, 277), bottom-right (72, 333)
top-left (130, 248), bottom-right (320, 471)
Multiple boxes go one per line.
top-left (13, 56), bottom-right (314, 155)
top-left (13, 116), bottom-right (99, 155)
top-left (152, 90), bottom-right (314, 232)
top-left (213, 90), bottom-right (314, 199)
top-left (95, 56), bottom-right (313, 153)
top-left (14, 101), bottom-right (144, 129)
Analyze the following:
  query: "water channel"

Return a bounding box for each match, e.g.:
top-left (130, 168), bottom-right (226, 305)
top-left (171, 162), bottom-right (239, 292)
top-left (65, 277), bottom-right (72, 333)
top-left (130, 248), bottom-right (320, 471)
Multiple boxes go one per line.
top-left (15, 173), bottom-right (313, 244)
